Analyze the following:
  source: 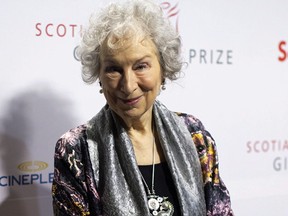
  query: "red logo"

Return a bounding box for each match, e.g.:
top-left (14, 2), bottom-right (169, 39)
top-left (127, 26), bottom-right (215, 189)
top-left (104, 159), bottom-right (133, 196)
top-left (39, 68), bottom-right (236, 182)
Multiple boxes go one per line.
top-left (160, 1), bottom-right (180, 32)
top-left (278, 40), bottom-right (287, 62)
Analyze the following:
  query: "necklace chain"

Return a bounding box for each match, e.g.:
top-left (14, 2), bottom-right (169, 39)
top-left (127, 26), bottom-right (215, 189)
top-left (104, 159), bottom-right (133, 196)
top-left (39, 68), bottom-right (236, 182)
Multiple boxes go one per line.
top-left (139, 124), bottom-right (174, 215)
top-left (139, 126), bottom-right (156, 195)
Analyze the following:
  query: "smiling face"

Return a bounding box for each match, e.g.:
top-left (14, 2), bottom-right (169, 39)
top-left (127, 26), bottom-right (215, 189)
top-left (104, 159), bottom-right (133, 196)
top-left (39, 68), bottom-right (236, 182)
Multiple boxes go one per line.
top-left (99, 37), bottom-right (162, 125)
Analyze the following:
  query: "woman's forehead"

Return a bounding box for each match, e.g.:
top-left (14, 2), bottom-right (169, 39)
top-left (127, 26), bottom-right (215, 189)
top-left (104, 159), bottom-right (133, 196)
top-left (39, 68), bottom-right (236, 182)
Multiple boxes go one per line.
top-left (100, 36), bottom-right (158, 58)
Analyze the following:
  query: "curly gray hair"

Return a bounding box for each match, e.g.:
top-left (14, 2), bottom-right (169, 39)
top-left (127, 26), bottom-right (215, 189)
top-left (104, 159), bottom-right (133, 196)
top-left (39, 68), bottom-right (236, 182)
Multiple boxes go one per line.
top-left (77, 0), bottom-right (183, 84)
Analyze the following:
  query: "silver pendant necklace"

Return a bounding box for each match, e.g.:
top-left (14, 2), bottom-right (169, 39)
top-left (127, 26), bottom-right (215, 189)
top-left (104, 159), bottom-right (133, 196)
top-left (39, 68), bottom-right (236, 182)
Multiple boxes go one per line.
top-left (139, 128), bottom-right (174, 216)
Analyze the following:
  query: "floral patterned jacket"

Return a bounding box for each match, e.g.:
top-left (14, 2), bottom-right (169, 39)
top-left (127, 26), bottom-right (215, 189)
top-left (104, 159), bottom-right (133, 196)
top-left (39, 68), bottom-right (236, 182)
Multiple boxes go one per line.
top-left (52, 112), bottom-right (233, 215)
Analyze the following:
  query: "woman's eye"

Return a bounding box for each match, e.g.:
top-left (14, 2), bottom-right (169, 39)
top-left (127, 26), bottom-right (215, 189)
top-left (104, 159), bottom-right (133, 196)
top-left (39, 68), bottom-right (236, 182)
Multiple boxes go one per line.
top-left (105, 66), bottom-right (122, 73)
top-left (134, 63), bottom-right (148, 71)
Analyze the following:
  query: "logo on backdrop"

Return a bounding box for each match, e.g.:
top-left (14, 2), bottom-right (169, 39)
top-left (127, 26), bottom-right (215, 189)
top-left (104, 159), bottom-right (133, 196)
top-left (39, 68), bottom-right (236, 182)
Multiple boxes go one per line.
top-left (278, 40), bottom-right (287, 62)
top-left (0, 161), bottom-right (53, 187)
top-left (246, 139), bottom-right (288, 171)
top-left (34, 3), bottom-right (233, 66)
top-left (189, 49), bottom-right (233, 65)
top-left (74, 1), bottom-right (180, 62)
top-left (160, 1), bottom-right (234, 66)
top-left (17, 161), bottom-right (48, 172)
top-left (35, 22), bottom-right (83, 61)
top-left (160, 2), bottom-right (234, 66)
top-left (160, 1), bottom-right (180, 32)
top-left (35, 23), bottom-right (83, 38)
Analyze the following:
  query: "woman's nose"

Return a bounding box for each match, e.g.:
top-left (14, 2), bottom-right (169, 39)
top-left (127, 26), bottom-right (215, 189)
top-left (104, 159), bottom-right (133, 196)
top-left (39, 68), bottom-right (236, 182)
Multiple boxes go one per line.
top-left (120, 69), bottom-right (137, 95)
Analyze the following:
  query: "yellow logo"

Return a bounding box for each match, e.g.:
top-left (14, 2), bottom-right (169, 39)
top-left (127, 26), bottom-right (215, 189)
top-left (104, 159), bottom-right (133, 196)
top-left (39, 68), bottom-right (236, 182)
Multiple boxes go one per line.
top-left (17, 161), bottom-right (48, 172)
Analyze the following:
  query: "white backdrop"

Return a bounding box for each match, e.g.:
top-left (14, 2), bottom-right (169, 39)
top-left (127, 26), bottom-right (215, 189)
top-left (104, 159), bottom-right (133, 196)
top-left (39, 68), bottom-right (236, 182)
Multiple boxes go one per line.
top-left (1, 0), bottom-right (288, 215)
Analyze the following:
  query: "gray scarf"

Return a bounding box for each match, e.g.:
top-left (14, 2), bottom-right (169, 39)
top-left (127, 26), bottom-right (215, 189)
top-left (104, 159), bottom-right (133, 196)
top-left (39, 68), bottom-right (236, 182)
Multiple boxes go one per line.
top-left (86, 100), bottom-right (206, 215)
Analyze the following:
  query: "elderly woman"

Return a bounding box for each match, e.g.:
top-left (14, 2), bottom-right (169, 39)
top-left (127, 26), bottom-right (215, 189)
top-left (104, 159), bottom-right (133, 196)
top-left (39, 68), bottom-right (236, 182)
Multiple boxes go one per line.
top-left (52, 0), bottom-right (233, 215)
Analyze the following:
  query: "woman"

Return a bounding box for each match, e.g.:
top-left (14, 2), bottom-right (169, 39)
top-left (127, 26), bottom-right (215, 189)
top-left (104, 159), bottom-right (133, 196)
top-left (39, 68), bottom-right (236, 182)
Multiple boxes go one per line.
top-left (52, 0), bottom-right (233, 215)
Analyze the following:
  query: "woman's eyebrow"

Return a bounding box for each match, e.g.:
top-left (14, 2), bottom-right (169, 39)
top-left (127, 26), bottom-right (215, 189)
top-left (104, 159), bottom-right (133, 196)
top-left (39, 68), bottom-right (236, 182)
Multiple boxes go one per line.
top-left (135, 55), bottom-right (152, 61)
top-left (102, 59), bottom-right (118, 65)
top-left (102, 55), bottom-right (152, 65)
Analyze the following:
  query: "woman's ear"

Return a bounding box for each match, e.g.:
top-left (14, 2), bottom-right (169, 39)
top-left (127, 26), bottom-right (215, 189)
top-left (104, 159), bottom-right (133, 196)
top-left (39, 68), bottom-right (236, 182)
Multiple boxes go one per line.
top-left (161, 78), bottom-right (166, 91)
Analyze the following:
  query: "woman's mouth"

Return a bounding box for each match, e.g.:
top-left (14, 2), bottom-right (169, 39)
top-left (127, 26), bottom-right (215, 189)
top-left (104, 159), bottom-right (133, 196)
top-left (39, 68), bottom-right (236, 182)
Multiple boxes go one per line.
top-left (121, 96), bottom-right (142, 106)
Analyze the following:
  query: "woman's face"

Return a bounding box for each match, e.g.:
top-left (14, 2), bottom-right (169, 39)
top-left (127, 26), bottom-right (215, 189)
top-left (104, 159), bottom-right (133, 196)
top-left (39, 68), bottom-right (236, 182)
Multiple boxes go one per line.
top-left (99, 37), bottom-right (162, 123)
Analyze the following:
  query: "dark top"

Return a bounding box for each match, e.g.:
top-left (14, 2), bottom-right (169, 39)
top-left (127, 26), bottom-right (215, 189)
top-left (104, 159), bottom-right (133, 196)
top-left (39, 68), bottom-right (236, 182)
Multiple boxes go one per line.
top-left (139, 162), bottom-right (181, 216)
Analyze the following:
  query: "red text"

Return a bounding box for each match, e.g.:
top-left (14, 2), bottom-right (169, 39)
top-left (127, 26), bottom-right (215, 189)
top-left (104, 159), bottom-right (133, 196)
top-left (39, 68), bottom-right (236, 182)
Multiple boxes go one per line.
top-left (35, 23), bottom-right (82, 38)
top-left (278, 41), bottom-right (287, 62)
top-left (247, 139), bottom-right (288, 153)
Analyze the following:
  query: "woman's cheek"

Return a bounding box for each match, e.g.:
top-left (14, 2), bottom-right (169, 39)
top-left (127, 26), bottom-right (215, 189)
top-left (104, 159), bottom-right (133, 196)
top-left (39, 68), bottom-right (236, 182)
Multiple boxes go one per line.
top-left (104, 77), bottom-right (120, 90)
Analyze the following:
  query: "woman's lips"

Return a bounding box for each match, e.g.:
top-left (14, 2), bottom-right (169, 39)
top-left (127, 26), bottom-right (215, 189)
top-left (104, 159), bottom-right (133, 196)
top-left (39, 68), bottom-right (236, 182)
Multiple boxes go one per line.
top-left (121, 96), bottom-right (142, 105)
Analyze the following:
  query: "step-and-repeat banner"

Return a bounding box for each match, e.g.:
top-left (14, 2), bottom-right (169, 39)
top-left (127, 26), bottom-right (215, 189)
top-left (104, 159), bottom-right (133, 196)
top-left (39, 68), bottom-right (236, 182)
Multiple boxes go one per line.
top-left (1, 0), bottom-right (287, 215)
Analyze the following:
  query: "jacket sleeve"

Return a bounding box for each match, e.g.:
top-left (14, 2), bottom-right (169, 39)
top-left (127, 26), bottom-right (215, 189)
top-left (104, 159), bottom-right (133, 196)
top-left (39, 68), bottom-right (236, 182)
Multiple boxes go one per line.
top-left (52, 125), bottom-right (101, 216)
top-left (179, 113), bottom-right (234, 216)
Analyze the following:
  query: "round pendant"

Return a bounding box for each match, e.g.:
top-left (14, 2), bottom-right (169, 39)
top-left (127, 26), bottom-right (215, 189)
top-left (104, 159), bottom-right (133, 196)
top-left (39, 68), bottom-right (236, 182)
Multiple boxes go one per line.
top-left (148, 197), bottom-right (160, 210)
top-left (147, 194), bottom-right (174, 216)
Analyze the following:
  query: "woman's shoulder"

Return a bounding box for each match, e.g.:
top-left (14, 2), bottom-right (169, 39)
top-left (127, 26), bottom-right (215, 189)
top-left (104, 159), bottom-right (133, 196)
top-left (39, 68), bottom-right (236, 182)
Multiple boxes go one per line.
top-left (175, 112), bottom-right (216, 153)
top-left (175, 112), bottom-right (206, 133)
top-left (54, 124), bottom-right (88, 158)
top-left (58, 124), bottom-right (87, 145)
